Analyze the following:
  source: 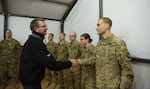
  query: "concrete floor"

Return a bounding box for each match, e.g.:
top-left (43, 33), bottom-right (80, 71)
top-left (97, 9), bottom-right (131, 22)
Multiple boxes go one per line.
top-left (5, 78), bottom-right (59, 89)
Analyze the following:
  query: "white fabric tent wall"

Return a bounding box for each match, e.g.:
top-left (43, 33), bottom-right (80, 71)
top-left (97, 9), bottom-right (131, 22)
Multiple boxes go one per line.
top-left (103, 0), bottom-right (150, 59)
top-left (0, 15), bottom-right (4, 40)
top-left (132, 62), bottom-right (150, 89)
top-left (64, 0), bottom-right (99, 46)
top-left (7, 16), bottom-right (61, 45)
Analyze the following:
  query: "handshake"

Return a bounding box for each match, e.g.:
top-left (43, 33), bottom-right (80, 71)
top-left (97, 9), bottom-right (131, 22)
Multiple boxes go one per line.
top-left (70, 59), bottom-right (78, 68)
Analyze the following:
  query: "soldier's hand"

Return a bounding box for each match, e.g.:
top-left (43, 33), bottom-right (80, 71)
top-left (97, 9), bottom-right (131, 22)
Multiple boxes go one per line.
top-left (70, 59), bottom-right (78, 68)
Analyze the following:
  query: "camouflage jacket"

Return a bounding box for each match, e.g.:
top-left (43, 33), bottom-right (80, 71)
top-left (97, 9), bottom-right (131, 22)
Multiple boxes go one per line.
top-left (96, 34), bottom-right (133, 89)
top-left (56, 40), bottom-right (69, 61)
top-left (67, 40), bottom-right (81, 59)
top-left (0, 38), bottom-right (21, 62)
top-left (77, 44), bottom-right (96, 66)
top-left (46, 41), bottom-right (57, 58)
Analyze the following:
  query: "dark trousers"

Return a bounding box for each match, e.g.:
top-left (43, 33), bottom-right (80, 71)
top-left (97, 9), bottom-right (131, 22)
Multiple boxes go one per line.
top-left (22, 84), bottom-right (41, 89)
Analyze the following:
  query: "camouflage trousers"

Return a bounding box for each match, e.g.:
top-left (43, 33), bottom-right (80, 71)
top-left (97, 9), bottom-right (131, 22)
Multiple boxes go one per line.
top-left (44, 68), bottom-right (57, 88)
top-left (81, 66), bottom-right (96, 89)
top-left (66, 66), bottom-right (81, 89)
top-left (0, 61), bottom-right (19, 89)
top-left (55, 69), bottom-right (67, 89)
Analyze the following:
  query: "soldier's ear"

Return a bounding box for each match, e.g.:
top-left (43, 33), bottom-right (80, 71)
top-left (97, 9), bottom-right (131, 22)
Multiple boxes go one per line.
top-left (105, 23), bottom-right (109, 29)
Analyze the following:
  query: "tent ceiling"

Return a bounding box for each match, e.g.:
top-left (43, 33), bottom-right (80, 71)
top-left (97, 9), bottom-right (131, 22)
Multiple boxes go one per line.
top-left (0, 0), bottom-right (78, 21)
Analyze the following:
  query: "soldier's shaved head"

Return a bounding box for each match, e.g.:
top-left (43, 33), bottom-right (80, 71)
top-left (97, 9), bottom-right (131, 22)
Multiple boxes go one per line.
top-left (69, 31), bottom-right (77, 38)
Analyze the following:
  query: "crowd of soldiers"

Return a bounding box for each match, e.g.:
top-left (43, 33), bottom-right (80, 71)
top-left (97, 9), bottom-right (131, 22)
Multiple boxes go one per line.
top-left (44, 31), bottom-right (97, 89)
top-left (0, 29), bottom-right (95, 89)
top-left (0, 17), bottom-right (134, 89)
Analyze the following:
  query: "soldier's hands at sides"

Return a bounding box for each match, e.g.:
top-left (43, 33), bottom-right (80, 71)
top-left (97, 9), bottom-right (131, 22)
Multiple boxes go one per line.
top-left (70, 59), bottom-right (78, 68)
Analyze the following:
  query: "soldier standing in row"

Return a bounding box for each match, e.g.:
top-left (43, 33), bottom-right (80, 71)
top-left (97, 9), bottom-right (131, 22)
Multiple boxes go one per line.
top-left (77, 33), bottom-right (96, 89)
top-left (0, 29), bottom-right (21, 89)
top-left (67, 31), bottom-right (81, 89)
top-left (55, 32), bottom-right (69, 89)
top-left (95, 17), bottom-right (134, 89)
top-left (45, 33), bottom-right (57, 88)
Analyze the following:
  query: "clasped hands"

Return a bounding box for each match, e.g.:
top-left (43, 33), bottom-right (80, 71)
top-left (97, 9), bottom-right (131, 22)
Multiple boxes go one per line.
top-left (70, 59), bottom-right (78, 68)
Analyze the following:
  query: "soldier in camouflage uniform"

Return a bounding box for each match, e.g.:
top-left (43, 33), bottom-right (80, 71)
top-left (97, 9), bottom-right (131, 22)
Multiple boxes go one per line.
top-left (45, 33), bottom-right (57, 88)
top-left (0, 29), bottom-right (21, 89)
top-left (95, 17), bottom-right (133, 89)
top-left (67, 32), bottom-right (81, 89)
top-left (55, 32), bottom-right (69, 89)
top-left (77, 33), bottom-right (96, 89)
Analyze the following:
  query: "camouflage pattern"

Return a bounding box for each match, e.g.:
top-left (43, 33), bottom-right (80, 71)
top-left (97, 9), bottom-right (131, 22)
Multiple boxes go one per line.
top-left (55, 41), bottom-right (69, 89)
top-left (0, 38), bottom-right (21, 89)
top-left (96, 34), bottom-right (133, 89)
top-left (46, 41), bottom-right (57, 58)
top-left (45, 41), bottom-right (57, 88)
top-left (77, 44), bottom-right (96, 89)
top-left (67, 40), bottom-right (81, 89)
top-left (56, 41), bottom-right (69, 61)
